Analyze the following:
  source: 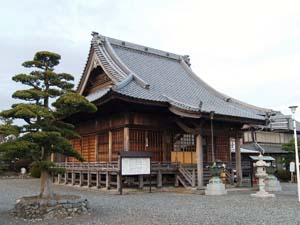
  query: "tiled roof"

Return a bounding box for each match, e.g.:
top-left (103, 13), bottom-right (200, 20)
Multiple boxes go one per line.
top-left (80, 32), bottom-right (274, 121)
top-left (268, 112), bottom-right (300, 132)
top-left (241, 143), bottom-right (289, 154)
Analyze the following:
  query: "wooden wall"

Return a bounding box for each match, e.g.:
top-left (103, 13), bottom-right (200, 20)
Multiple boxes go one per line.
top-left (66, 112), bottom-right (231, 164)
top-left (67, 112), bottom-right (167, 162)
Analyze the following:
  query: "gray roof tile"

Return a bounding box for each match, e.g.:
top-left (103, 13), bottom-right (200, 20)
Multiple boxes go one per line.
top-left (80, 33), bottom-right (274, 121)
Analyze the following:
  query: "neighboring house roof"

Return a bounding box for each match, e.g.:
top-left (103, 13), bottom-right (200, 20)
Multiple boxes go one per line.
top-left (240, 143), bottom-right (289, 154)
top-left (78, 32), bottom-right (274, 121)
top-left (268, 112), bottom-right (300, 132)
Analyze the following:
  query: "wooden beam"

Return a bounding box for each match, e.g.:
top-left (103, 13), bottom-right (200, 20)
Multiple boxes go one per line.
top-left (124, 127), bottom-right (130, 151)
top-left (235, 133), bottom-right (243, 187)
top-left (196, 134), bottom-right (204, 189)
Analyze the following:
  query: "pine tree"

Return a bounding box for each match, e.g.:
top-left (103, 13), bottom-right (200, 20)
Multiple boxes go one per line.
top-left (0, 51), bottom-right (96, 198)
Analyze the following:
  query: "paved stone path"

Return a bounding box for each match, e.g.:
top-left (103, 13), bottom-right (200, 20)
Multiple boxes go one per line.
top-left (0, 179), bottom-right (300, 225)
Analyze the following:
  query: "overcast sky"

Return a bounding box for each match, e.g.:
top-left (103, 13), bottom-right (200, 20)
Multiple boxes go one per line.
top-left (1, 0), bottom-right (300, 119)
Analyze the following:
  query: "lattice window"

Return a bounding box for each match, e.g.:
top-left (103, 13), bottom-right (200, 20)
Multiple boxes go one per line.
top-left (129, 129), bottom-right (163, 161)
top-left (173, 134), bottom-right (195, 152)
top-left (81, 135), bottom-right (96, 162)
top-left (112, 129), bottom-right (124, 161)
top-left (98, 132), bottom-right (109, 162)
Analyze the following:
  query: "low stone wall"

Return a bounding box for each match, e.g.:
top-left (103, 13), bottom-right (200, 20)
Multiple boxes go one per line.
top-left (13, 195), bottom-right (89, 219)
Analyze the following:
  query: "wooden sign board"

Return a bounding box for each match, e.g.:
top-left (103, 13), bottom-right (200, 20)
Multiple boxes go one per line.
top-left (118, 151), bottom-right (152, 195)
top-left (121, 157), bottom-right (150, 175)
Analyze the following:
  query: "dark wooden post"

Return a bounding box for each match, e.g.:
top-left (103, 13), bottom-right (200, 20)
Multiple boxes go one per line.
top-left (139, 175), bottom-right (144, 189)
top-left (157, 170), bottom-right (162, 188)
top-left (235, 132), bottom-right (243, 186)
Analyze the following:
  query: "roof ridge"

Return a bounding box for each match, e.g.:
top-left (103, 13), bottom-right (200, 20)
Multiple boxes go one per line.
top-left (97, 33), bottom-right (183, 61)
top-left (103, 37), bottom-right (150, 89)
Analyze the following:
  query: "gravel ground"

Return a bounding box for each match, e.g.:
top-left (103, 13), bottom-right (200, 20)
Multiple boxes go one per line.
top-left (0, 179), bottom-right (300, 225)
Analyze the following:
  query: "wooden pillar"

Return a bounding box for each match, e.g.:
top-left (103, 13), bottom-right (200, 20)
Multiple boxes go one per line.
top-left (96, 172), bottom-right (101, 188)
top-left (79, 172), bottom-right (83, 186)
top-left (139, 175), bottom-right (144, 189)
top-left (124, 127), bottom-right (130, 151)
top-left (64, 172), bottom-right (67, 184)
top-left (87, 172), bottom-right (91, 187)
top-left (58, 173), bottom-right (62, 184)
top-left (117, 174), bottom-right (121, 191)
top-left (235, 133), bottom-right (243, 186)
top-left (71, 171), bottom-right (75, 185)
top-left (175, 174), bottom-right (179, 187)
top-left (196, 134), bottom-right (204, 189)
top-left (192, 169), bottom-right (196, 188)
top-left (106, 171), bottom-right (111, 190)
top-left (157, 170), bottom-right (162, 188)
top-left (108, 131), bottom-right (112, 162)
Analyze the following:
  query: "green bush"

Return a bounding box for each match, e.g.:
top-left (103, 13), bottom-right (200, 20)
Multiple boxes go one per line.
top-left (276, 170), bottom-right (291, 182)
top-left (29, 165), bottom-right (41, 178)
top-left (0, 162), bottom-right (8, 174)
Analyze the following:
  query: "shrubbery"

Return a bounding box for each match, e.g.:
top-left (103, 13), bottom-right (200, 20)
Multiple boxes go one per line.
top-left (29, 165), bottom-right (41, 178)
top-left (275, 170), bottom-right (291, 182)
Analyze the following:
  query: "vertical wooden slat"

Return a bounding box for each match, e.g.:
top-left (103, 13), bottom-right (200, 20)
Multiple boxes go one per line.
top-left (124, 127), bottom-right (130, 151)
top-left (108, 131), bottom-right (112, 162)
top-left (95, 134), bottom-right (99, 161)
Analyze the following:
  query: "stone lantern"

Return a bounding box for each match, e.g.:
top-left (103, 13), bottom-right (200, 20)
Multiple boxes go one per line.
top-left (251, 153), bottom-right (275, 198)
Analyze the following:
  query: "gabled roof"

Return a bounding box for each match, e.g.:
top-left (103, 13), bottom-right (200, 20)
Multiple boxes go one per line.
top-left (77, 32), bottom-right (273, 121)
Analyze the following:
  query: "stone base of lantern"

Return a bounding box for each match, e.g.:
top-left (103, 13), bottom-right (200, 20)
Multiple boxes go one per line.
top-left (205, 177), bottom-right (227, 196)
top-left (251, 190), bottom-right (275, 198)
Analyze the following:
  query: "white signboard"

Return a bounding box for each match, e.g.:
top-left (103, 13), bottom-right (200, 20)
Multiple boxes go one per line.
top-left (121, 157), bottom-right (150, 175)
top-left (290, 161), bottom-right (296, 173)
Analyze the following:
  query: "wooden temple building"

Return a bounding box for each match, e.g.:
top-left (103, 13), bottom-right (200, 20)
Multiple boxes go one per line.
top-left (55, 32), bottom-right (273, 190)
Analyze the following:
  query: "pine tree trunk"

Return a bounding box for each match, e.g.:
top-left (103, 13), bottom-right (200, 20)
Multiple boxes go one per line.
top-left (40, 170), bottom-right (54, 199)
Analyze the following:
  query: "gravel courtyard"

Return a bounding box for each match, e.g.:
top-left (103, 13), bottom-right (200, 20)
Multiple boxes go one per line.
top-left (0, 179), bottom-right (300, 225)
